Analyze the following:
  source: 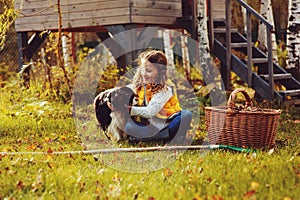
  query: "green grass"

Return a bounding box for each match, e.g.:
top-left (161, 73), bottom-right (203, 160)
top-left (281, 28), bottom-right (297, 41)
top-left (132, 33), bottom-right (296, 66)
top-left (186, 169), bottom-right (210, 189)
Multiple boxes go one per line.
top-left (0, 81), bottom-right (300, 199)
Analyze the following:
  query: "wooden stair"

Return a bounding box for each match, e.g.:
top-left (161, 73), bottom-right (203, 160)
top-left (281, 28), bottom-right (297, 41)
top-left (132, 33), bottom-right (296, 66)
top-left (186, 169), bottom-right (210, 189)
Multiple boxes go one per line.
top-left (212, 25), bottom-right (300, 105)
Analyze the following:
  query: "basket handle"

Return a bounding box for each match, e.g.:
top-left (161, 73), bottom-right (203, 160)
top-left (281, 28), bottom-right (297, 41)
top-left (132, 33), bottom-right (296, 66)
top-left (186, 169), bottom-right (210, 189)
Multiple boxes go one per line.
top-left (227, 88), bottom-right (253, 110)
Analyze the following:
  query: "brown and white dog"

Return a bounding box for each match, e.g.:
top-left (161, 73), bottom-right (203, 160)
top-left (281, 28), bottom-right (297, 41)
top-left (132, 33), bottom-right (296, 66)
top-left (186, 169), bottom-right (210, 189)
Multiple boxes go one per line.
top-left (94, 86), bottom-right (136, 141)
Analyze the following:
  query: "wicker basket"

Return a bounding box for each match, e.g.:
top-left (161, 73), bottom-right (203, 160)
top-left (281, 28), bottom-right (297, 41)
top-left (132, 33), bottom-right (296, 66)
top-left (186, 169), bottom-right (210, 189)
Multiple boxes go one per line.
top-left (205, 88), bottom-right (281, 149)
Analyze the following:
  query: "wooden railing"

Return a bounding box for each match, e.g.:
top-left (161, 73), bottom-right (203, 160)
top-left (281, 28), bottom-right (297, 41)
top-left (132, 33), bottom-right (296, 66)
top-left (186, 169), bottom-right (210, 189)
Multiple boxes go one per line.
top-left (209, 0), bottom-right (274, 98)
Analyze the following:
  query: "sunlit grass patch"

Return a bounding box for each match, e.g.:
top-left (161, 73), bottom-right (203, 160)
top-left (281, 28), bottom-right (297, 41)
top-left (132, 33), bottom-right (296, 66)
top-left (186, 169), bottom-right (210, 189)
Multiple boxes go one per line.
top-left (0, 80), bottom-right (300, 199)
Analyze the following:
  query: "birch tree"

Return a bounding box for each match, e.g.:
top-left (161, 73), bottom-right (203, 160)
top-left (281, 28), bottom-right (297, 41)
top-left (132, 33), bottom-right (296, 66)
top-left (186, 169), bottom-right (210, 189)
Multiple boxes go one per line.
top-left (257, 0), bottom-right (278, 61)
top-left (162, 29), bottom-right (175, 77)
top-left (181, 30), bottom-right (190, 79)
top-left (197, 0), bottom-right (210, 62)
top-left (197, 0), bottom-right (226, 107)
top-left (286, 0), bottom-right (300, 70)
top-left (61, 33), bottom-right (72, 67)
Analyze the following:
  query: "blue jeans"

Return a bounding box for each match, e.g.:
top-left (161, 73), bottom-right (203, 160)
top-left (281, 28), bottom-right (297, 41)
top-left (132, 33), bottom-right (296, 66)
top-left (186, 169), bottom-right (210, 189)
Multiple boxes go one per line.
top-left (125, 110), bottom-right (192, 142)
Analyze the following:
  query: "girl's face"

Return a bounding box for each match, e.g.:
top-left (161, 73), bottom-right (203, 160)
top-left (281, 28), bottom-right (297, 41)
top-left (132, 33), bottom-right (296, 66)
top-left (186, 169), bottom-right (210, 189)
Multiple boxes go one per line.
top-left (141, 60), bottom-right (158, 84)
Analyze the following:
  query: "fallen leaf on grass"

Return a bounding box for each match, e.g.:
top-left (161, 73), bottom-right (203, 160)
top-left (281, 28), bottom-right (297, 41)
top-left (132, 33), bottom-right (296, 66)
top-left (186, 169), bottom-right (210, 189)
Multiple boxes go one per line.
top-left (17, 180), bottom-right (24, 190)
top-left (47, 162), bottom-right (54, 169)
top-left (113, 172), bottom-right (121, 182)
top-left (47, 148), bottom-right (53, 154)
top-left (45, 137), bottom-right (51, 143)
top-left (1, 148), bottom-right (11, 152)
top-left (212, 195), bottom-right (224, 200)
top-left (243, 190), bottom-right (256, 199)
top-left (283, 197), bottom-right (292, 200)
top-left (250, 181), bottom-right (260, 190)
top-left (27, 144), bottom-right (37, 150)
top-left (163, 168), bottom-right (173, 179)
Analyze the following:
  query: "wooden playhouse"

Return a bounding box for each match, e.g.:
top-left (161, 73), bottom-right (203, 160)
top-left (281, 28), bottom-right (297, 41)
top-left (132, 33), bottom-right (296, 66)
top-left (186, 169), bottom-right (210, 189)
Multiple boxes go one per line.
top-left (14, 0), bottom-right (300, 104)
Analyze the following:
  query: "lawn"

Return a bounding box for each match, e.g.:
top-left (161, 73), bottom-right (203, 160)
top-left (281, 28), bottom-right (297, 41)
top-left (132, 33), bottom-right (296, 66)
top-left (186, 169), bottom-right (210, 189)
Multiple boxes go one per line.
top-left (0, 82), bottom-right (299, 199)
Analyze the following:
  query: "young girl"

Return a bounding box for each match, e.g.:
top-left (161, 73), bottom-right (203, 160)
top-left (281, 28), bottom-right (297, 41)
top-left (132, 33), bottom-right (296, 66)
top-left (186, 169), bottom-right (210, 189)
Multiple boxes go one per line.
top-left (126, 50), bottom-right (192, 142)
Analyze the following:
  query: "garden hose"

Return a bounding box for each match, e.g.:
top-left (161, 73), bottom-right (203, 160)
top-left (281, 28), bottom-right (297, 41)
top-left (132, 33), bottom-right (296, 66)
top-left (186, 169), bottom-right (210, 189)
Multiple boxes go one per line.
top-left (0, 145), bottom-right (255, 156)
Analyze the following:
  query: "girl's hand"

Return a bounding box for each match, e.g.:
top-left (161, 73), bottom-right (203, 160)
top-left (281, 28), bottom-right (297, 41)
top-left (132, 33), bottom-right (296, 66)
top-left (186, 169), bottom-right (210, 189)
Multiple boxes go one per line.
top-left (127, 105), bottom-right (132, 113)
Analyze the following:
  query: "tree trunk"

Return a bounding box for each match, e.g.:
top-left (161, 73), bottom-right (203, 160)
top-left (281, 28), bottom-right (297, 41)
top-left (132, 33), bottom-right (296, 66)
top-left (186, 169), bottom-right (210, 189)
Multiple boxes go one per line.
top-left (257, 0), bottom-right (278, 61)
top-left (197, 0), bottom-right (210, 62)
top-left (162, 29), bottom-right (175, 77)
top-left (286, 0), bottom-right (300, 71)
top-left (271, 0), bottom-right (289, 43)
top-left (181, 30), bottom-right (190, 79)
top-left (62, 33), bottom-right (72, 68)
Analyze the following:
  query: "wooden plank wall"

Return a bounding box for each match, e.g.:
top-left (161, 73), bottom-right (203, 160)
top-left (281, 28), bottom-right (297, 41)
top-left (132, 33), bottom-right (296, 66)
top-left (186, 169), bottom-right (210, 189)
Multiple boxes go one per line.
top-left (211, 0), bottom-right (226, 21)
top-left (15, 0), bottom-right (131, 32)
top-left (14, 0), bottom-right (182, 32)
top-left (130, 0), bottom-right (182, 24)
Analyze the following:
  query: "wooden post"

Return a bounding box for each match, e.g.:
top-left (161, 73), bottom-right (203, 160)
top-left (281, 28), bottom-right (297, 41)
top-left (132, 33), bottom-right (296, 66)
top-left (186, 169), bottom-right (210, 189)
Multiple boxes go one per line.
top-left (99, 25), bottom-right (139, 73)
top-left (207, 0), bottom-right (214, 51)
top-left (96, 32), bottom-right (127, 74)
top-left (17, 32), bottom-right (27, 72)
top-left (137, 27), bottom-right (158, 51)
top-left (17, 31), bottom-right (49, 87)
top-left (224, 0), bottom-right (231, 91)
top-left (246, 10), bottom-right (252, 87)
top-left (267, 28), bottom-right (274, 99)
top-left (71, 33), bottom-right (76, 64)
top-left (17, 32), bottom-right (30, 87)
top-left (191, 0), bottom-right (198, 40)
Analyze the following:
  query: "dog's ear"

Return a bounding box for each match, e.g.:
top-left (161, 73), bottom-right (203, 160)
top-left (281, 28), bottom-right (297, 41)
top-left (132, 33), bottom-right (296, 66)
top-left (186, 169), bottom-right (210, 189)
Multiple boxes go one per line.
top-left (95, 98), bottom-right (112, 131)
top-left (94, 89), bottom-right (115, 132)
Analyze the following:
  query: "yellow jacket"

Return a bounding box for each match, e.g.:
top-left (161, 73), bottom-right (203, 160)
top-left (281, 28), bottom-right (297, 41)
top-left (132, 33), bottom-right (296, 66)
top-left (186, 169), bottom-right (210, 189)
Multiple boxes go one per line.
top-left (136, 84), bottom-right (181, 119)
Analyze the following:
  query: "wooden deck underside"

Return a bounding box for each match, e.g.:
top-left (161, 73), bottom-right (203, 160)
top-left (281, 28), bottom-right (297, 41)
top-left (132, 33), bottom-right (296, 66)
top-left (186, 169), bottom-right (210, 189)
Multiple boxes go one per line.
top-left (14, 0), bottom-right (183, 32)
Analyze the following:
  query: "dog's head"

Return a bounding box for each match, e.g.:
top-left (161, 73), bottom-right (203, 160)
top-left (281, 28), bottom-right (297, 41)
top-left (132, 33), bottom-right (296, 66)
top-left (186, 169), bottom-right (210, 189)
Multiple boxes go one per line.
top-left (110, 87), bottom-right (137, 112)
top-left (95, 86), bottom-right (136, 133)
